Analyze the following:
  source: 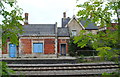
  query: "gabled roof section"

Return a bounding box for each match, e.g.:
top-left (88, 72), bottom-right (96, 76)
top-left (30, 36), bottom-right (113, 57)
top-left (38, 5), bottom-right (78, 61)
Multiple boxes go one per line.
top-left (80, 19), bottom-right (98, 30)
top-left (57, 27), bottom-right (70, 37)
top-left (66, 15), bottom-right (85, 29)
top-left (62, 17), bottom-right (70, 27)
top-left (65, 15), bottom-right (98, 30)
top-left (20, 24), bottom-right (56, 36)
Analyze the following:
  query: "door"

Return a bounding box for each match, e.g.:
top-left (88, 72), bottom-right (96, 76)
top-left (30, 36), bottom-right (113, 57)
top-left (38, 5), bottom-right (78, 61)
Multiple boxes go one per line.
top-left (9, 44), bottom-right (16, 57)
top-left (33, 43), bottom-right (43, 53)
top-left (60, 44), bottom-right (66, 56)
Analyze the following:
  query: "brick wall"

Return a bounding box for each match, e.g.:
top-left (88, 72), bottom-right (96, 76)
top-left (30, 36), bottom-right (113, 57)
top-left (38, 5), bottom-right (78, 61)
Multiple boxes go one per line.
top-left (44, 39), bottom-right (55, 54)
top-left (58, 39), bottom-right (69, 54)
top-left (2, 39), bottom-right (10, 54)
top-left (3, 37), bottom-right (69, 57)
top-left (20, 38), bottom-right (55, 54)
top-left (21, 39), bottom-right (32, 54)
top-left (2, 43), bottom-right (7, 54)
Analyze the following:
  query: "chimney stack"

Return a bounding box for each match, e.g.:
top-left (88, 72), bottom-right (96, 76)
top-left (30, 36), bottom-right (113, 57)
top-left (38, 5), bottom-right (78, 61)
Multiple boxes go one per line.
top-left (63, 12), bottom-right (66, 18)
top-left (24, 13), bottom-right (28, 25)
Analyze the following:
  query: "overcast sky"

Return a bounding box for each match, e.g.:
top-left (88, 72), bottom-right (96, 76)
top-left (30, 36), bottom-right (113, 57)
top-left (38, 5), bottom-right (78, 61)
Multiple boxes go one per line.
top-left (0, 0), bottom-right (87, 27)
top-left (0, 0), bottom-right (118, 27)
top-left (17, 0), bottom-right (86, 27)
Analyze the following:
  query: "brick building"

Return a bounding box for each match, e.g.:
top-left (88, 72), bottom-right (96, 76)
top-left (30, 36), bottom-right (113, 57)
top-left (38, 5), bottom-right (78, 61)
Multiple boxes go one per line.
top-left (2, 12), bottom-right (98, 58)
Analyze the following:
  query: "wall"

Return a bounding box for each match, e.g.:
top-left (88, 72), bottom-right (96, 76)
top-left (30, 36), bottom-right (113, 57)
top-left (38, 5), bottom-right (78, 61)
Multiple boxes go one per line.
top-left (67, 18), bottom-right (83, 36)
top-left (19, 37), bottom-right (55, 57)
top-left (58, 37), bottom-right (69, 54)
top-left (86, 30), bottom-right (98, 34)
top-left (92, 30), bottom-right (98, 34)
top-left (2, 36), bottom-right (69, 58)
top-left (44, 39), bottom-right (55, 54)
top-left (2, 39), bottom-right (20, 58)
top-left (2, 39), bottom-right (10, 54)
top-left (20, 39), bottom-right (32, 54)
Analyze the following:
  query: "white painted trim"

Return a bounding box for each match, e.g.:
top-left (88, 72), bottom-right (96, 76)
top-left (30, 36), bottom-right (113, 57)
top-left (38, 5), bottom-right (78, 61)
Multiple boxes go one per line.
top-left (58, 37), bottom-right (70, 39)
top-left (20, 37), bottom-right (55, 39)
top-left (32, 40), bottom-right (44, 54)
top-left (55, 38), bottom-right (57, 55)
top-left (98, 27), bottom-right (107, 31)
top-left (79, 21), bottom-right (85, 30)
top-left (19, 38), bottom-right (21, 56)
top-left (7, 42), bottom-right (10, 57)
top-left (55, 22), bottom-right (58, 55)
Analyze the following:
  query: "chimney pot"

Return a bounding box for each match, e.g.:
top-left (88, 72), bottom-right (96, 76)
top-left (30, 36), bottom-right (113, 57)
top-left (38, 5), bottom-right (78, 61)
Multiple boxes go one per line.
top-left (63, 12), bottom-right (66, 18)
top-left (24, 13), bottom-right (28, 25)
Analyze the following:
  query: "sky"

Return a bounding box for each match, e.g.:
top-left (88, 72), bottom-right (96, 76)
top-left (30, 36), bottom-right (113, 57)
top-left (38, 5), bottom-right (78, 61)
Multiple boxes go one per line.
top-left (0, 0), bottom-right (87, 27)
top-left (16, 0), bottom-right (86, 27)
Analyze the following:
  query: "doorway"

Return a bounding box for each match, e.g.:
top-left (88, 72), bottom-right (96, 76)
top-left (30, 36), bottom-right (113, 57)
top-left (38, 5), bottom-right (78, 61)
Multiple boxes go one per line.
top-left (9, 44), bottom-right (16, 57)
top-left (60, 44), bottom-right (66, 56)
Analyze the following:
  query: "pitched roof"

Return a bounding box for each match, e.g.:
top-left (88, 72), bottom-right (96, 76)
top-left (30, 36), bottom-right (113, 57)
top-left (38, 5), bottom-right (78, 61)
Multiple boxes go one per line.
top-left (20, 24), bottom-right (56, 36)
top-left (57, 27), bottom-right (70, 37)
top-left (62, 16), bottom-right (98, 30)
top-left (62, 17), bottom-right (70, 27)
top-left (80, 19), bottom-right (98, 30)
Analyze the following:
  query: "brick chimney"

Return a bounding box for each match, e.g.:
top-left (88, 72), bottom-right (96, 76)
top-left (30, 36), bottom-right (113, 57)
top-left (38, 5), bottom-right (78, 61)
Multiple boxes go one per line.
top-left (63, 12), bottom-right (66, 18)
top-left (24, 13), bottom-right (28, 25)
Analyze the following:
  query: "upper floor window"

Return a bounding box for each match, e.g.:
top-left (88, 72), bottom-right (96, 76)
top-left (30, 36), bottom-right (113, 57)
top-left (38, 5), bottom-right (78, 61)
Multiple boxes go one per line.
top-left (72, 30), bottom-right (77, 36)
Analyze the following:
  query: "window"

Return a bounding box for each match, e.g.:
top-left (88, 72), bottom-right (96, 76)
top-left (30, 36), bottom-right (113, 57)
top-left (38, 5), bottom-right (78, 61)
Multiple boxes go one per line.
top-left (72, 30), bottom-right (77, 36)
top-left (33, 43), bottom-right (43, 53)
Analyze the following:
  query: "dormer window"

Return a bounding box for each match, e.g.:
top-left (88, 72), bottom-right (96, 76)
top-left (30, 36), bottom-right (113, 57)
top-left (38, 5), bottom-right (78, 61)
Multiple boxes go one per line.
top-left (72, 30), bottom-right (77, 36)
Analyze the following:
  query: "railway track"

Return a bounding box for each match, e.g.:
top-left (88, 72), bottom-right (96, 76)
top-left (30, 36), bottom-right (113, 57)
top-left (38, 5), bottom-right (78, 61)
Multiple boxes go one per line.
top-left (7, 62), bottom-right (119, 76)
top-left (8, 63), bottom-right (119, 71)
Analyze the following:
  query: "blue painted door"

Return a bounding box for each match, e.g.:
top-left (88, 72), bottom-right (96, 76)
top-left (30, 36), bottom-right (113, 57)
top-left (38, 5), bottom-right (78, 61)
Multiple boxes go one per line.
top-left (33, 43), bottom-right (43, 53)
top-left (9, 44), bottom-right (16, 57)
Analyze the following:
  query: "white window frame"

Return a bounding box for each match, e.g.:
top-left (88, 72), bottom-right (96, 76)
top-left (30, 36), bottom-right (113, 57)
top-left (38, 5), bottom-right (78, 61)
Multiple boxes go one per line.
top-left (72, 30), bottom-right (77, 36)
top-left (32, 40), bottom-right (44, 54)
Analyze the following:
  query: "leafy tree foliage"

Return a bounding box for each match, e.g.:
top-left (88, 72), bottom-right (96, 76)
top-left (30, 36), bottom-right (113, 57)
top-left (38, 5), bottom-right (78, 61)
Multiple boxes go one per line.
top-left (0, 0), bottom-right (24, 45)
top-left (68, 37), bottom-right (80, 56)
top-left (69, 37), bottom-right (96, 56)
top-left (0, 0), bottom-right (23, 76)
top-left (75, 1), bottom-right (120, 60)
top-left (0, 61), bottom-right (15, 76)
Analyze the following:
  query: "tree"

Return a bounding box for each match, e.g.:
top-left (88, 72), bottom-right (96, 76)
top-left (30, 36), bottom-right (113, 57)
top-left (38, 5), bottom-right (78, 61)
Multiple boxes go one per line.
top-left (75, 1), bottom-right (120, 61)
top-left (68, 37), bottom-right (96, 57)
top-left (0, 0), bottom-right (23, 76)
top-left (0, 0), bottom-right (23, 45)
top-left (68, 37), bottom-right (81, 57)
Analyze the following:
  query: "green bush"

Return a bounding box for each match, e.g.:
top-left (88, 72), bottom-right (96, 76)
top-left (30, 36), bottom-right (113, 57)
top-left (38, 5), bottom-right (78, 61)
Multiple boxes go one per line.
top-left (68, 37), bottom-right (78, 56)
top-left (102, 72), bottom-right (119, 77)
top-left (68, 37), bottom-right (97, 56)
top-left (0, 61), bottom-right (15, 77)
